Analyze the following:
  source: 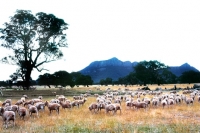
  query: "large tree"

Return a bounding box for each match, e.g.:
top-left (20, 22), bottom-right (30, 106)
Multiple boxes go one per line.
top-left (0, 10), bottom-right (68, 89)
top-left (179, 70), bottom-right (200, 84)
top-left (134, 60), bottom-right (168, 85)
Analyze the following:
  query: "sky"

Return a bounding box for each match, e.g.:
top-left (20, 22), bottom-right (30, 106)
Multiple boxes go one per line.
top-left (0, 0), bottom-right (200, 81)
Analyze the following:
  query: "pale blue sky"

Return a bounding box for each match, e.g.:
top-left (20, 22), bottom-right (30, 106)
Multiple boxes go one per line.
top-left (0, 0), bottom-right (200, 81)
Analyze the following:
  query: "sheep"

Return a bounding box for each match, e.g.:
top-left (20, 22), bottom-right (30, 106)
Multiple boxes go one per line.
top-left (114, 99), bottom-right (121, 105)
top-left (38, 96), bottom-right (43, 100)
top-left (22, 94), bottom-right (28, 99)
top-left (0, 107), bottom-right (15, 129)
top-left (17, 107), bottom-right (27, 120)
top-left (15, 100), bottom-right (23, 106)
top-left (27, 104), bottom-right (39, 118)
top-left (167, 99), bottom-right (175, 107)
top-left (113, 103), bottom-right (122, 114)
top-left (50, 99), bottom-right (60, 104)
top-left (97, 102), bottom-right (106, 112)
top-left (60, 101), bottom-right (72, 110)
top-left (77, 98), bottom-right (87, 106)
top-left (45, 101), bottom-right (60, 115)
top-left (88, 103), bottom-right (99, 114)
top-left (185, 97), bottom-right (194, 105)
top-left (161, 99), bottom-right (168, 109)
top-left (2, 99), bottom-right (12, 106)
top-left (57, 95), bottom-right (66, 102)
top-left (71, 100), bottom-right (80, 108)
top-left (133, 102), bottom-right (148, 111)
top-left (126, 101), bottom-right (134, 109)
top-left (105, 104), bottom-right (117, 115)
top-left (21, 97), bottom-right (26, 102)
top-left (32, 98), bottom-right (43, 104)
top-left (151, 98), bottom-right (159, 108)
top-left (24, 100), bottom-right (34, 107)
top-left (142, 98), bottom-right (151, 107)
top-left (4, 105), bottom-right (19, 113)
top-left (35, 102), bottom-right (45, 112)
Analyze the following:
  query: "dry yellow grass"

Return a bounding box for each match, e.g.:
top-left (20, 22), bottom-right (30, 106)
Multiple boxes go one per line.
top-left (0, 84), bottom-right (199, 132)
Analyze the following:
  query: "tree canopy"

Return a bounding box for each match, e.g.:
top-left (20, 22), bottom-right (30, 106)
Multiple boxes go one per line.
top-left (0, 10), bottom-right (68, 89)
top-left (134, 60), bottom-right (168, 85)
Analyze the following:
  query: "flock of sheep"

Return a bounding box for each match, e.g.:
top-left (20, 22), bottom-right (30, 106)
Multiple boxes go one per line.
top-left (0, 87), bottom-right (199, 129)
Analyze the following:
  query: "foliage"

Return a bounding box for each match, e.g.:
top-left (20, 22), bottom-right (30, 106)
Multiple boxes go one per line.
top-left (99, 77), bottom-right (113, 85)
top-left (179, 70), bottom-right (200, 84)
top-left (134, 60), bottom-right (168, 85)
top-left (0, 10), bottom-right (68, 89)
top-left (37, 71), bottom-right (93, 87)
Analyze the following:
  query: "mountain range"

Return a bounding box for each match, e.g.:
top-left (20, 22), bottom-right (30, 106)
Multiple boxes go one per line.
top-left (79, 57), bottom-right (199, 83)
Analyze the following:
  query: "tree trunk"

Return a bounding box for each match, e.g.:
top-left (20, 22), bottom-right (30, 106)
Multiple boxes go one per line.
top-left (24, 68), bottom-right (33, 90)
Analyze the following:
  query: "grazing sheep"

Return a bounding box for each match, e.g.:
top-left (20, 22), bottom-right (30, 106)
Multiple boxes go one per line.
top-left (114, 99), bottom-right (121, 105)
top-left (167, 99), bottom-right (175, 107)
top-left (113, 103), bottom-right (122, 114)
top-left (71, 101), bottom-right (80, 108)
top-left (105, 104), bottom-right (117, 115)
top-left (38, 96), bottom-right (43, 100)
top-left (27, 104), bottom-right (39, 118)
top-left (15, 100), bottom-right (23, 106)
top-left (20, 97), bottom-right (26, 103)
top-left (50, 99), bottom-right (60, 104)
top-left (22, 94), bottom-right (28, 99)
top-left (24, 100), bottom-right (34, 107)
top-left (142, 98), bottom-right (151, 107)
top-left (0, 107), bottom-right (15, 129)
top-left (60, 101), bottom-right (72, 110)
top-left (17, 107), bottom-right (27, 120)
top-left (57, 95), bottom-right (66, 102)
top-left (35, 102), bottom-right (45, 112)
top-left (98, 102), bottom-right (106, 112)
top-left (4, 105), bottom-right (19, 113)
top-left (2, 99), bottom-right (12, 106)
top-left (185, 97), bottom-right (194, 105)
top-left (88, 103), bottom-right (99, 114)
top-left (151, 98), bottom-right (159, 108)
top-left (32, 98), bottom-right (43, 104)
top-left (175, 96), bottom-right (182, 104)
top-left (133, 102), bottom-right (148, 111)
top-left (77, 98), bottom-right (87, 106)
top-left (45, 101), bottom-right (60, 115)
top-left (161, 99), bottom-right (168, 109)
top-left (126, 101), bottom-right (134, 109)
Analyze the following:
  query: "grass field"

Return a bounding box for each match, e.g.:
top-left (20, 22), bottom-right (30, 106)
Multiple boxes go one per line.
top-left (0, 84), bottom-right (199, 133)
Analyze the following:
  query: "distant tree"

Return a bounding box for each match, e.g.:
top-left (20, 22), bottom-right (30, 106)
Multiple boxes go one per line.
top-left (0, 81), bottom-right (8, 87)
top-left (117, 77), bottom-right (127, 85)
top-left (161, 69), bottom-right (177, 84)
top-left (126, 72), bottom-right (139, 85)
top-left (37, 73), bottom-right (54, 88)
top-left (134, 60), bottom-right (168, 85)
top-left (99, 79), bottom-right (105, 85)
top-left (0, 10), bottom-right (68, 89)
top-left (179, 70), bottom-right (200, 84)
top-left (52, 71), bottom-right (73, 87)
top-left (76, 75), bottom-right (93, 87)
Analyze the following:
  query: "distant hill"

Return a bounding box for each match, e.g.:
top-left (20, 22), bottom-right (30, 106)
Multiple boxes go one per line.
top-left (79, 57), bottom-right (199, 83)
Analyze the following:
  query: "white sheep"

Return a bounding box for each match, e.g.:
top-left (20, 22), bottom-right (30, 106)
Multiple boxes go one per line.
top-left (17, 107), bottom-right (27, 120)
top-left (0, 107), bottom-right (15, 129)
top-left (45, 101), bottom-right (60, 115)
